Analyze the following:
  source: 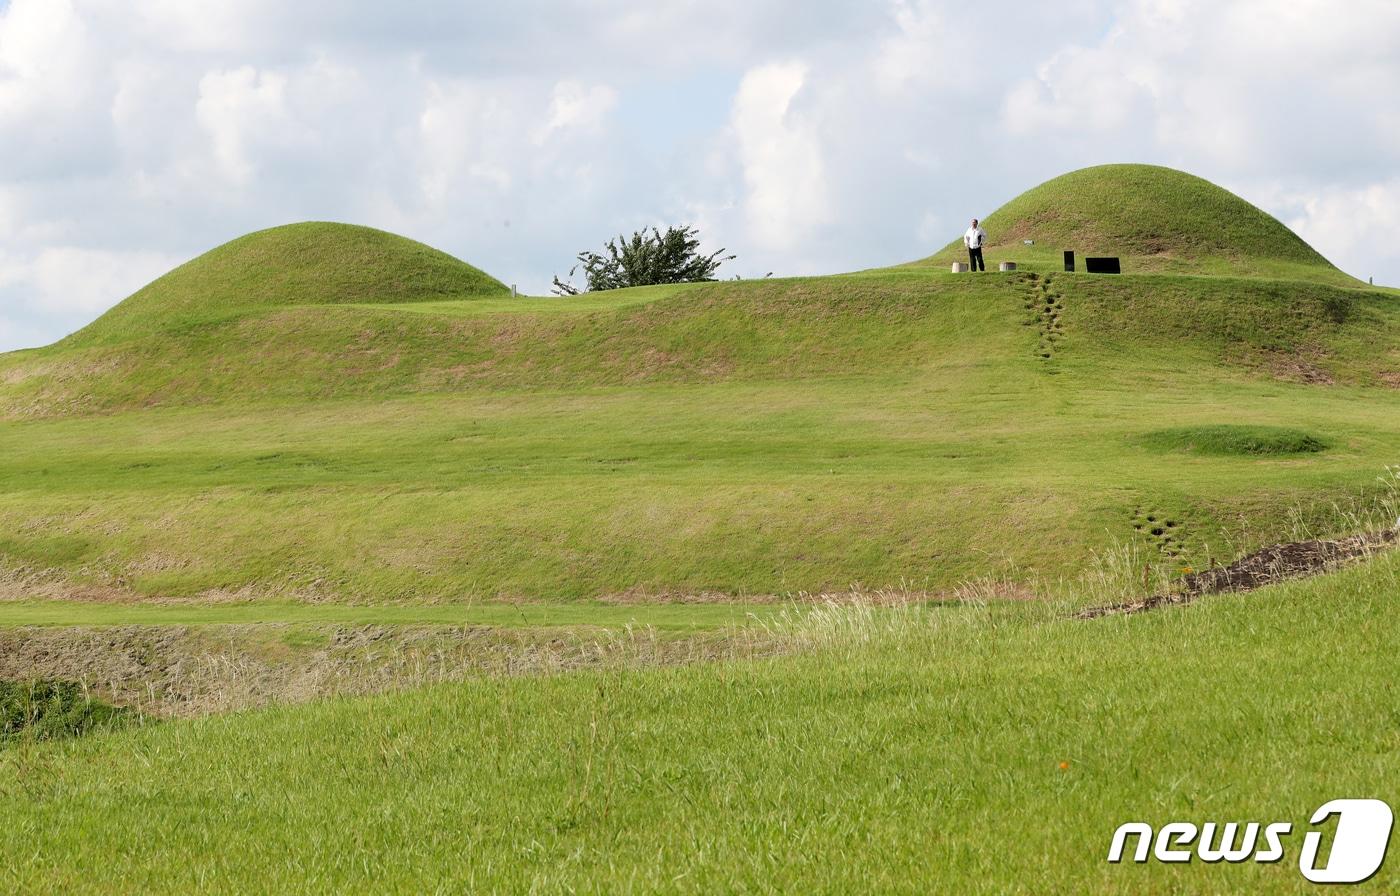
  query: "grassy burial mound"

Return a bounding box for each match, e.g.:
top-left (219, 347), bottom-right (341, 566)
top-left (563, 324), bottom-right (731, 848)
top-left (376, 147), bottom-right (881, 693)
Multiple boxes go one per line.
top-left (67, 222), bottom-right (509, 347)
top-left (0, 167), bottom-right (1397, 604)
top-left (1, 270), bottom-right (1395, 419)
top-left (0, 166), bottom-right (1389, 418)
top-left (906, 163), bottom-right (1354, 283)
top-left (0, 222), bottom-right (511, 414)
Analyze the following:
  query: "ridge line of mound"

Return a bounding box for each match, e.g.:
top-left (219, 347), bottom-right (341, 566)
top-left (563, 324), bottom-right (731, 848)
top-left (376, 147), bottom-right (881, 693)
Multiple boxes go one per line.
top-left (67, 222), bottom-right (508, 346)
top-left (906, 163), bottom-right (1352, 284)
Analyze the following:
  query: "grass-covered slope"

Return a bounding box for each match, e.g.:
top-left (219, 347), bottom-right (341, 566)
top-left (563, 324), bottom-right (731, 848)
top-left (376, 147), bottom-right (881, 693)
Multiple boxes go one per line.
top-left (1138, 424), bottom-right (1329, 457)
top-left (0, 271), bottom-right (1396, 601)
top-left (0, 167), bottom-right (1378, 418)
top-left (2, 271), bottom-right (1396, 418)
top-left (4, 554), bottom-right (1398, 892)
top-left (906, 164), bottom-right (1353, 283)
top-left (0, 166), bottom-right (1397, 601)
top-left (67, 222), bottom-right (507, 347)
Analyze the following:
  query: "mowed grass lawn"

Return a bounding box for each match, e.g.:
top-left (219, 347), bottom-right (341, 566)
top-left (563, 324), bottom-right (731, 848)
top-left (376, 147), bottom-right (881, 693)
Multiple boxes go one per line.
top-left (2, 372), bottom-right (1395, 601)
top-left (3, 273), bottom-right (1399, 603)
top-left (3, 551), bottom-right (1398, 893)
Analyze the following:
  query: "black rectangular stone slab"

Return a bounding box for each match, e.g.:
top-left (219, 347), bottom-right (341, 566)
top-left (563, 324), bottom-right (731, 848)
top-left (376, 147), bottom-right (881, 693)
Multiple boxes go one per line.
top-left (1063, 250), bottom-right (1075, 272)
top-left (1085, 257), bottom-right (1121, 274)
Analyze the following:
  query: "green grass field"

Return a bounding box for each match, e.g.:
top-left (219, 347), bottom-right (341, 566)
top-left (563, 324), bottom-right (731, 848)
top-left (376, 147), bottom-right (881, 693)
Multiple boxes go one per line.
top-left (5, 555), bottom-right (1398, 893)
top-left (2, 266), bottom-right (1396, 601)
top-left (2, 165), bottom-right (1398, 892)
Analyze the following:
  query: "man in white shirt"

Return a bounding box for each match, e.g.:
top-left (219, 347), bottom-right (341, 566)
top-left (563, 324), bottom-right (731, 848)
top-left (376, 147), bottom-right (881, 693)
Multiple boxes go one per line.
top-left (964, 219), bottom-right (987, 271)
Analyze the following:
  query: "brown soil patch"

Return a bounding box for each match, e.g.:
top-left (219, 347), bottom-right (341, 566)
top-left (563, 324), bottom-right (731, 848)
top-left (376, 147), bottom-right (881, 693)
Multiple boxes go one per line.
top-left (1253, 348), bottom-right (1336, 385)
top-left (0, 564), bottom-right (133, 604)
top-left (1078, 527), bottom-right (1398, 618)
top-left (0, 564), bottom-right (339, 606)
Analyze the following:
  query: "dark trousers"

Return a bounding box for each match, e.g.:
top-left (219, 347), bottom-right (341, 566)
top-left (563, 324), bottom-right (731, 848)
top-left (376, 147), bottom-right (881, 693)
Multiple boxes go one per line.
top-left (967, 247), bottom-right (985, 271)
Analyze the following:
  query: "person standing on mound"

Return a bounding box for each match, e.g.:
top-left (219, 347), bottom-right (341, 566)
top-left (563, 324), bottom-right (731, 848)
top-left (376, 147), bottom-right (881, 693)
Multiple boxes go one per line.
top-left (964, 218), bottom-right (987, 271)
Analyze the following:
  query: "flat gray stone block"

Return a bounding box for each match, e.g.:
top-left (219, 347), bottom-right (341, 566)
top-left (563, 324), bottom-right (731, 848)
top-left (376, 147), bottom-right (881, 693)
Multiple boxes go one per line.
top-left (999, 262), bottom-right (1017, 272)
top-left (951, 262), bottom-right (969, 273)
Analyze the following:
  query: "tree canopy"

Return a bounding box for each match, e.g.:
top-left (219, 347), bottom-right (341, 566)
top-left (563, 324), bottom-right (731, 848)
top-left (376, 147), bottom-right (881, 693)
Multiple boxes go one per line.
top-left (552, 225), bottom-right (734, 295)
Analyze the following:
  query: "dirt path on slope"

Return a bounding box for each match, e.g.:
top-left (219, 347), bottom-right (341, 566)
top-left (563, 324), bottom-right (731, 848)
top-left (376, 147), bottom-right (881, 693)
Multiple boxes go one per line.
top-left (1077, 527), bottom-right (1399, 619)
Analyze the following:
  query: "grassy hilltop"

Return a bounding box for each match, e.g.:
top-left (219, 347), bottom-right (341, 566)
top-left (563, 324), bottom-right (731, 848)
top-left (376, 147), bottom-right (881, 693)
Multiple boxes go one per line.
top-left (909, 164), bottom-right (1354, 283)
top-left (70, 222), bottom-right (509, 346)
top-left (3, 164), bottom-right (1400, 892)
top-left (0, 165), bottom-right (1396, 601)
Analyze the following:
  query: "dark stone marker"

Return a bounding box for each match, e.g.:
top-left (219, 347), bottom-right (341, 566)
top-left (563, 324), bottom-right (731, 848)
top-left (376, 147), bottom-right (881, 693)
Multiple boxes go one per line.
top-left (1085, 257), bottom-right (1121, 274)
top-left (1063, 250), bottom-right (1075, 272)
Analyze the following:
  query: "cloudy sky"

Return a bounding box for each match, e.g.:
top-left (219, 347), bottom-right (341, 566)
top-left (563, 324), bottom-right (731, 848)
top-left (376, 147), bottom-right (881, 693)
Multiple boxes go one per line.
top-left (1, 0), bottom-right (1398, 351)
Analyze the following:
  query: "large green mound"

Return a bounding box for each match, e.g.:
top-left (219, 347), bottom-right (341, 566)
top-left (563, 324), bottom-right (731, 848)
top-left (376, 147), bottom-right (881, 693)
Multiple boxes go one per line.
top-left (0, 164), bottom-right (1392, 425)
top-left (909, 164), bottom-right (1349, 282)
top-left (0, 166), bottom-right (1397, 603)
top-left (1, 269), bottom-right (1396, 420)
top-left (70, 222), bottom-right (507, 345)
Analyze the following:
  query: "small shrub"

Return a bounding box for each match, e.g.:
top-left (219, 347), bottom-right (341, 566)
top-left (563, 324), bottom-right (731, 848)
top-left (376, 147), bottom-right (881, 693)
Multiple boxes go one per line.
top-left (0, 680), bottom-right (135, 747)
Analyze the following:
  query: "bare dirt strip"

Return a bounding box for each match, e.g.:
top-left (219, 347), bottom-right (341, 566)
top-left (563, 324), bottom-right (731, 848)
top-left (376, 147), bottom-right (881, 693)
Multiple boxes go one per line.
top-left (1077, 527), bottom-right (1399, 619)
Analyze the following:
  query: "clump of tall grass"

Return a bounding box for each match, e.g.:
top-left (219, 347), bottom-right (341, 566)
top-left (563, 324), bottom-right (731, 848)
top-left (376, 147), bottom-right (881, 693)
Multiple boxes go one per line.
top-left (1, 679), bottom-right (139, 747)
top-left (1283, 466), bottom-right (1400, 542)
top-left (1138, 424), bottom-right (1328, 456)
top-left (738, 582), bottom-right (1014, 660)
top-left (1070, 539), bottom-right (1180, 608)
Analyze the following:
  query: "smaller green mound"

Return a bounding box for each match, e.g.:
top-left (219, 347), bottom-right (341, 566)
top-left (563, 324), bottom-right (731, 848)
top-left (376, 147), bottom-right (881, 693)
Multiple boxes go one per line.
top-left (905, 164), bottom-right (1352, 283)
top-left (1, 679), bottom-right (136, 747)
top-left (70, 222), bottom-right (508, 345)
top-left (1138, 425), bottom-right (1329, 457)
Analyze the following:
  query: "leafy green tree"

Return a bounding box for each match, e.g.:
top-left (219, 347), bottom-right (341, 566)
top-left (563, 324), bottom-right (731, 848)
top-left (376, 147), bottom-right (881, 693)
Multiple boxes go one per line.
top-left (552, 225), bottom-right (735, 295)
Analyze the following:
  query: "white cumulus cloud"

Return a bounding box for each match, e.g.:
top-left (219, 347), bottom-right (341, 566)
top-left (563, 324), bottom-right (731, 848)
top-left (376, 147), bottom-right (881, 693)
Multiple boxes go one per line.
top-left (730, 62), bottom-right (832, 253)
top-left (196, 66), bottom-right (295, 185)
top-left (1, 0), bottom-right (1399, 354)
top-left (26, 247), bottom-right (177, 314)
top-left (537, 80), bottom-right (618, 143)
